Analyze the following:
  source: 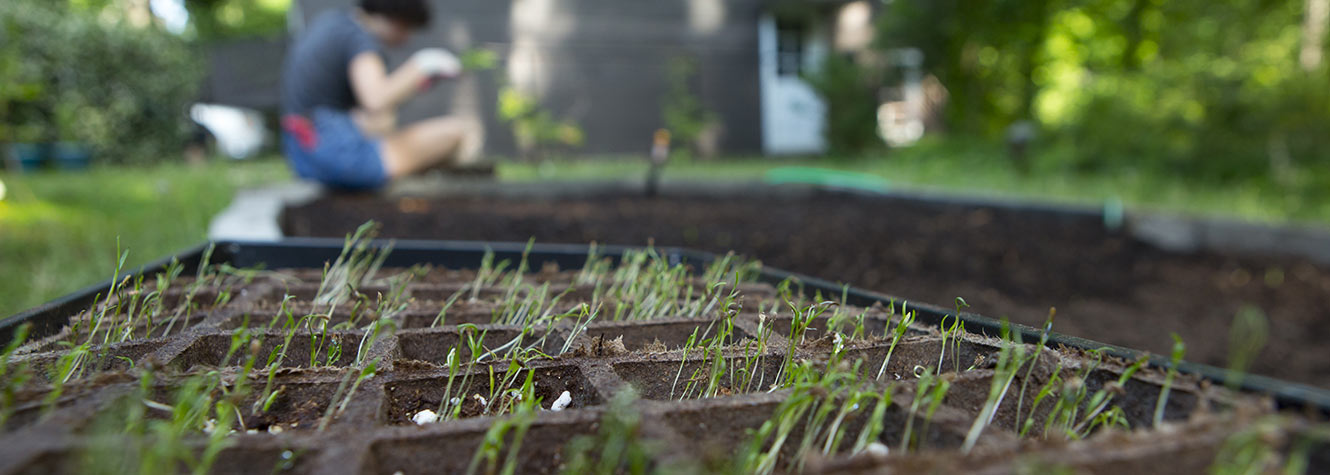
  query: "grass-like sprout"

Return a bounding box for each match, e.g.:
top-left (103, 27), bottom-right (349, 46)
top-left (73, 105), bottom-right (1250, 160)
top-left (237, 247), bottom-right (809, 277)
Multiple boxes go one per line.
top-left (0, 323), bottom-right (33, 428)
top-left (1226, 306), bottom-right (1268, 390)
top-left (740, 360), bottom-right (893, 475)
top-left (1018, 361), bottom-right (1063, 438)
top-left (429, 286), bottom-right (467, 328)
top-left (466, 371), bottom-right (540, 475)
top-left (436, 324), bottom-right (487, 421)
top-left (43, 342), bottom-right (91, 416)
top-left (319, 359), bottom-right (379, 431)
top-left (775, 300), bottom-right (833, 384)
top-left (1014, 307), bottom-right (1055, 432)
top-left (81, 364), bottom-right (245, 475)
top-left (962, 319), bottom-right (1029, 453)
top-left (1041, 349), bottom-right (1106, 439)
top-left (560, 389), bottom-right (657, 475)
top-left (1153, 333), bottom-right (1186, 428)
top-left (875, 309), bottom-right (917, 380)
top-left (313, 221), bottom-right (394, 311)
top-left (901, 366), bottom-right (952, 453)
top-left (1071, 357), bottom-right (1146, 437)
top-left (1208, 416), bottom-right (1293, 475)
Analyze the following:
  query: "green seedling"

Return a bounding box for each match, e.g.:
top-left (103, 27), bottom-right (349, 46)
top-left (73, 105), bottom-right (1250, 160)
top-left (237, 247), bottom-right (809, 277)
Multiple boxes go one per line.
top-left (1226, 306), bottom-right (1268, 390)
top-left (962, 320), bottom-right (1029, 452)
top-left (1071, 357), bottom-right (1146, 437)
top-left (876, 309), bottom-right (916, 380)
top-left (1208, 416), bottom-right (1290, 475)
top-left (560, 389), bottom-right (657, 475)
top-left (0, 323), bottom-right (33, 428)
top-left (1153, 333), bottom-right (1186, 428)
top-left (466, 372), bottom-right (540, 475)
top-left (1014, 308), bottom-right (1055, 431)
top-left (319, 359), bottom-right (379, 431)
top-left (430, 286), bottom-right (468, 327)
top-left (1018, 361), bottom-right (1063, 438)
top-left (899, 366), bottom-right (953, 453)
top-left (740, 361), bottom-right (892, 474)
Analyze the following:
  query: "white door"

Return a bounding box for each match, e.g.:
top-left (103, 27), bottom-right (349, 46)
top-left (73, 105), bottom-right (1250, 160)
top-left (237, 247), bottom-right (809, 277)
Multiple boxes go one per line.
top-left (759, 14), bottom-right (827, 155)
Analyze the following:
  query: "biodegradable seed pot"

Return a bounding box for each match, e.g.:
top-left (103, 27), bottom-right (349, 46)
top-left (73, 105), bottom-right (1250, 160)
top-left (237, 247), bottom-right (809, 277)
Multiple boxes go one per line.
top-left (0, 233), bottom-right (1324, 474)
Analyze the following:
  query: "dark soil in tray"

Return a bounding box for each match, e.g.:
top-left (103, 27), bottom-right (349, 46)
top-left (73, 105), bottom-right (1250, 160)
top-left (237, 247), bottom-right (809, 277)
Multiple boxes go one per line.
top-left (283, 193), bottom-right (1330, 389)
top-left (0, 256), bottom-right (1313, 474)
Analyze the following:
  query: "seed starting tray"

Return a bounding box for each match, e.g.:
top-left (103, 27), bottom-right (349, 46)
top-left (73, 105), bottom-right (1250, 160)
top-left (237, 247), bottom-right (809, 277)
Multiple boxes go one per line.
top-left (0, 239), bottom-right (1326, 474)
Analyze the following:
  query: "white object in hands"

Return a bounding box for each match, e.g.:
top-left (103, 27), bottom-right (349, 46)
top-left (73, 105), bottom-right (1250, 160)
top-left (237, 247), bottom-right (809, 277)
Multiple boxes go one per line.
top-left (550, 390), bottom-right (573, 411)
top-left (411, 409), bottom-right (438, 425)
top-left (412, 48), bottom-right (462, 78)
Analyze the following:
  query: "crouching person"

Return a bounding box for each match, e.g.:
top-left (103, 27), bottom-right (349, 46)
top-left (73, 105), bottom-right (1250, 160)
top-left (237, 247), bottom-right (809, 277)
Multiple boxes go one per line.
top-left (281, 0), bottom-right (484, 190)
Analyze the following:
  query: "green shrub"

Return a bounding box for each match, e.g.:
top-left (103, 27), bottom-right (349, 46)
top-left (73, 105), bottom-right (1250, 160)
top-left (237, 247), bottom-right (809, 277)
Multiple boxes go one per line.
top-left (805, 54), bottom-right (882, 155)
top-left (661, 56), bottom-right (718, 157)
top-left (498, 85), bottom-right (584, 160)
top-left (0, 1), bottom-right (202, 164)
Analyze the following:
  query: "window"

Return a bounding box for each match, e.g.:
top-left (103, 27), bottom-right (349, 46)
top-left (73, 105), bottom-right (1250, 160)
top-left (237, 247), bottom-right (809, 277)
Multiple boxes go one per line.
top-left (776, 21), bottom-right (804, 76)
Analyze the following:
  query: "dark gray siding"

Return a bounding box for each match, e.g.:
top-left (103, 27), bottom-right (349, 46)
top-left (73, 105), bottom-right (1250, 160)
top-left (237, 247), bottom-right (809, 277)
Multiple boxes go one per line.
top-left (292, 0), bottom-right (766, 156)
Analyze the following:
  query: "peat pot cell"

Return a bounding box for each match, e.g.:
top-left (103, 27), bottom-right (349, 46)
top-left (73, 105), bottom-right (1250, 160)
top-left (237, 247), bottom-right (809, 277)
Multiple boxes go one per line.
top-left (613, 356), bottom-right (785, 401)
top-left (17, 443), bottom-right (315, 475)
top-left (941, 370), bottom-right (1059, 434)
top-left (1082, 368), bottom-right (1200, 427)
top-left (405, 284), bottom-right (518, 303)
top-left (240, 380), bottom-right (360, 432)
top-left (267, 284), bottom-right (395, 303)
top-left (103, 288), bottom-right (227, 317)
top-left (55, 308), bottom-right (213, 345)
top-left (569, 319), bottom-right (749, 354)
top-left (13, 339), bottom-right (165, 381)
top-left (664, 395), bottom-right (977, 468)
top-left (395, 329), bottom-right (568, 366)
top-left (241, 302), bottom-right (386, 329)
top-left (838, 338), bottom-right (1003, 381)
top-left (365, 421), bottom-right (598, 475)
top-left (171, 332), bottom-right (363, 370)
top-left (383, 365), bottom-right (601, 425)
top-left (1, 383), bottom-right (112, 434)
top-left (393, 302), bottom-right (507, 328)
top-left (663, 401), bottom-right (781, 463)
top-left (769, 315), bottom-right (928, 342)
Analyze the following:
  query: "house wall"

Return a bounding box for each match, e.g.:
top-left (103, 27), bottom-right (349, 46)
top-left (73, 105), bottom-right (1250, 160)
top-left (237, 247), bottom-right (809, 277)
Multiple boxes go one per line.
top-left (293, 0), bottom-right (771, 156)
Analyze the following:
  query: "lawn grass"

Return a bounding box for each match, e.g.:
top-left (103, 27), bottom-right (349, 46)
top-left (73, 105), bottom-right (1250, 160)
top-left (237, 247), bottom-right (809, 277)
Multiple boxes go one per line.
top-left (499, 138), bottom-right (1330, 225)
top-left (4, 137), bottom-right (1329, 318)
top-left (0, 159), bottom-right (290, 317)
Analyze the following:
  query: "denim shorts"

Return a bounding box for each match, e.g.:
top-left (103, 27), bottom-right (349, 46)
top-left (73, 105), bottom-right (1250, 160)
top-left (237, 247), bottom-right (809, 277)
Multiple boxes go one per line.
top-left (282, 108), bottom-right (388, 190)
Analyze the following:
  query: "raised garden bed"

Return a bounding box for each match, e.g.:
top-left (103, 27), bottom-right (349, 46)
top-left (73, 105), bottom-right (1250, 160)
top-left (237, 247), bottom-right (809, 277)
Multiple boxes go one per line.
top-left (1, 233), bottom-right (1327, 473)
top-left (281, 186), bottom-right (1330, 390)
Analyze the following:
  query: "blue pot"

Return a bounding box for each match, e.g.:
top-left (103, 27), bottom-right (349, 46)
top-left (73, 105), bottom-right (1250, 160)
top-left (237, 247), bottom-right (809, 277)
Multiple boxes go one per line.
top-left (51, 142), bottom-right (92, 171)
top-left (8, 143), bottom-right (48, 172)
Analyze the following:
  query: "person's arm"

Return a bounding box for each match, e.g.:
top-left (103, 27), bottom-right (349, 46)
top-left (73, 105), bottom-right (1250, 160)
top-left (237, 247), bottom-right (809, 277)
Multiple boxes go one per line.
top-left (348, 52), bottom-right (427, 113)
top-left (349, 48), bottom-right (460, 113)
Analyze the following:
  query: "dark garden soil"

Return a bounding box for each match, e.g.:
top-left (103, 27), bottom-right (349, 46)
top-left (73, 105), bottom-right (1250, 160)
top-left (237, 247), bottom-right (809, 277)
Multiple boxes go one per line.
top-left (282, 192), bottom-right (1330, 390)
top-left (2, 263), bottom-right (1306, 474)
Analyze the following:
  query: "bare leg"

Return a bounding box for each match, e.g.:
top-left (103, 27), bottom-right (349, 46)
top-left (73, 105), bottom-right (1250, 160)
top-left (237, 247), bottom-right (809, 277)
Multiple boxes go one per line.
top-left (380, 116), bottom-right (484, 178)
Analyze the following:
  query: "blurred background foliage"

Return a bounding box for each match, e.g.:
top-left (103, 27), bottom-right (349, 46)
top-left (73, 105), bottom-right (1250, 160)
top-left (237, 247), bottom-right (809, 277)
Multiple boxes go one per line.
top-left (876, 0), bottom-right (1330, 183)
top-left (1, 0), bottom-right (202, 164)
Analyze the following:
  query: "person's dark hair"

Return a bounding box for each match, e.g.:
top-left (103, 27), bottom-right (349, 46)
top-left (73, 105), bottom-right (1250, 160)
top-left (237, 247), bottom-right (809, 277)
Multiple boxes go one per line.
top-left (359, 0), bottom-right (431, 29)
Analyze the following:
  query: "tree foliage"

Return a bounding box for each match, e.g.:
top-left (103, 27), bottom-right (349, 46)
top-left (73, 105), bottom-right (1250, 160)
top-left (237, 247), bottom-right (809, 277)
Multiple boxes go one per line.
top-left (879, 0), bottom-right (1330, 180)
top-left (1, 0), bottom-right (203, 164)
